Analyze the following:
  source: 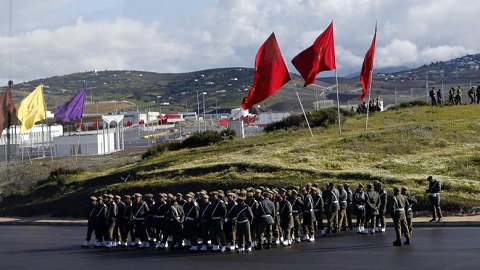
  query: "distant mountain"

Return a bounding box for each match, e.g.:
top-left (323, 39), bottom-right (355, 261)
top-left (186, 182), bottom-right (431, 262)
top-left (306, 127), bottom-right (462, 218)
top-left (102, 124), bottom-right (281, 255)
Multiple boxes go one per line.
top-left (6, 53), bottom-right (480, 113)
top-left (345, 66), bottom-right (411, 78)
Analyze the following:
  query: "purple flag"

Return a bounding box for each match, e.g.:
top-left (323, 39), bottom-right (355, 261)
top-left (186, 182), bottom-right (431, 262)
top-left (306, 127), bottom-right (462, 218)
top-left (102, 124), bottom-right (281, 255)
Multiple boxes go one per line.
top-left (54, 88), bottom-right (86, 122)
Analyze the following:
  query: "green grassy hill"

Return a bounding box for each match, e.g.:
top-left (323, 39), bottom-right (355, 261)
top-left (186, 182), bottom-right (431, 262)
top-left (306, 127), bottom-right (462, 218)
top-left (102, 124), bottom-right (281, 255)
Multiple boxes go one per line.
top-left (1, 103), bottom-right (479, 217)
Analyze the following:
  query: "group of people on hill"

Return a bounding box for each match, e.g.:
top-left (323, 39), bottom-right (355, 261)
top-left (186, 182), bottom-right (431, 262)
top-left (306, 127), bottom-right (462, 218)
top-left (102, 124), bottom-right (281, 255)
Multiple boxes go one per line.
top-left (430, 85), bottom-right (480, 106)
top-left (355, 98), bottom-right (382, 114)
top-left (81, 176), bottom-right (443, 252)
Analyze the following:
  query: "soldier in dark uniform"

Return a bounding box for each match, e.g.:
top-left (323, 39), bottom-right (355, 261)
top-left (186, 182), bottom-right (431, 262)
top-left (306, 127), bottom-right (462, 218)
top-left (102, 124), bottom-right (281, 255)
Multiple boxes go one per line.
top-left (468, 86), bottom-right (476, 104)
top-left (271, 189), bottom-right (282, 245)
top-left (176, 193), bottom-right (187, 207)
top-left (337, 185), bottom-right (348, 231)
top-left (154, 193), bottom-right (168, 249)
top-left (426, 176), bottom-right (443, 222)
top-left (246, 191), bottom-right (258, 247)
top-left (93, 196), bottom-right (107, 247)
top-left (455, 86), bottom-right (462, 105)
top-left (391, 187), bottom-right (410, 246)
top-left (352, 184), bottom-right (366, 233)
top-left (82, 196), bottom-right (98, 248)
top-left (476, 86), bottom-right (480, 104)
top-left (364, 184), bottom-right (380, 234)
top-left (166, 194), bottom-right (185, 250)
top-left (448, 87), bottom-right (455, 104)
top-left (277, 192), bottom-right (293, 246)
top-left (301, 187), bottom-right (316, 241)
top-left (132, 193), bottom-right (150, 248)
top-left (375, 182), bottom-right (387, 233)
top-left (436, 87), bottom-right (442, 105)
top-left (343, 184), bottom-right (353, 231)
top-left (255, 190), bottom-right (276, 250)
top-left (323, 183), bottom-right (340, 234)
top-left (104, 194), bottom-right (118, 248)
top-left (144, 194), bottom-right (156, 242)
top-left (312, 186), bottom-right (325, 236)
top-left (198, 193), bottom-right (211, 251)
top-left (402, 187), bottom-right (417, 237)
top-left (209, 191), bottom-right (227, 252)
top-left (288, 189), bottom-right (303, 242)
top-left (224, 192), bottom-right (238, 251)
top-left (184, 192), bottom-right (200, 251)
top-left (114, 195), bottom-right (126, 247)
top-left (429, 87), bottom-right (437, 106)
top-left (234, 195), bottom-right (254, 253)
top-left (122, 195), bottom-right (136, 246)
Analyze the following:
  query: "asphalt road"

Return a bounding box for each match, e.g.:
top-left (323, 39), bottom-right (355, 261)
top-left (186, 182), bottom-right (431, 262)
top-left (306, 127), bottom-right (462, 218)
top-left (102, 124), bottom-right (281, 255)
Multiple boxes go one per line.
top-left (1, 226), bottom-right (478, 270)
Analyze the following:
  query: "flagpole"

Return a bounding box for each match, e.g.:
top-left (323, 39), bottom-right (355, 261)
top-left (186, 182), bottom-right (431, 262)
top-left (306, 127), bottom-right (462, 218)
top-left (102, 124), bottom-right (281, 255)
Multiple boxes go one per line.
top-left (330, 20), bottom-right (342, 134)
top-left (277, 36), bottom-right (314, 140)
top-left (365, 70), bottom-right (373, 130)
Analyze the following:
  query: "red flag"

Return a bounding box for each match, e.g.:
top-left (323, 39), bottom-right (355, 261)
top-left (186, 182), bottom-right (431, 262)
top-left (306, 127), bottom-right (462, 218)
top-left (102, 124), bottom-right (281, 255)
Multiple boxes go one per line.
top-left (292, 22), bottom-right (336, 87)
top-left (241, 33), bottom-right (291, 110)
top-left (359, 25), bottom-right (377, 101)
top-left (0, 88), bottom-right (16, 137)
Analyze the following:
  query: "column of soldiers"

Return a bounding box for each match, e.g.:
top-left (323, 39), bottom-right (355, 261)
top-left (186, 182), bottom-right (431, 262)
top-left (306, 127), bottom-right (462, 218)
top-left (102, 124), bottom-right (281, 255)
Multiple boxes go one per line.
top-left (82, 179), bottom-right (424, 251)
top-left (355, 98), bottom-right (381, 114)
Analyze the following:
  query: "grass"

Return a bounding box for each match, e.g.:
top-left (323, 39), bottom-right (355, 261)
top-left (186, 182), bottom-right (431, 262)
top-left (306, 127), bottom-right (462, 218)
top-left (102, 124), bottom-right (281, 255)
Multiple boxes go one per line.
top-left (1, 104), bottom-right (480, 217)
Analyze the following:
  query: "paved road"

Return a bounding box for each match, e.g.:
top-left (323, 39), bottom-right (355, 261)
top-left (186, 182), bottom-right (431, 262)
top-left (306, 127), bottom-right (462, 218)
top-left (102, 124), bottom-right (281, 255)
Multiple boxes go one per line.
top-left (1, 226), bottom-right (479, 270)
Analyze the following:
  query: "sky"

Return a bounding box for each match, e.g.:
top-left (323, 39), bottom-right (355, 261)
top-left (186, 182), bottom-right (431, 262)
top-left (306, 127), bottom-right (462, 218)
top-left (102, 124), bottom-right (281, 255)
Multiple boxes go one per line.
top-left (0, 0), bottom-right (479, 85)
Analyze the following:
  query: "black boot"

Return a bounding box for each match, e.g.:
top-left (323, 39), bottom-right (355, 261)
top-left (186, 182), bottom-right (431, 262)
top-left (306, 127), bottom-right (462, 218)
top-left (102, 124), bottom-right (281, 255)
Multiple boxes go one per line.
top-left (393, 240), bottom-right (402, 246)
top-left (404, 238), bottom-right (411, 245)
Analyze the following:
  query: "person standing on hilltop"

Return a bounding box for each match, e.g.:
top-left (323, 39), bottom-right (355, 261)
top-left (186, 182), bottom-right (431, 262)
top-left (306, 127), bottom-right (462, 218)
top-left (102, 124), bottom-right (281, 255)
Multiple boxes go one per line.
top-left (448, 87), bottom-right (455, 104)
top-left (436, 87), bottom-right (442, 105)
top-left (455, 86), bottom-right (462, 105)
top-left (468, 86), bottom-right (476, 104)
top-left (429, 87), bottom-right (437, 106)
top-left (426, 176), bottom-right (443, 222)
top-left (476, 86), bottom-right (480, 104)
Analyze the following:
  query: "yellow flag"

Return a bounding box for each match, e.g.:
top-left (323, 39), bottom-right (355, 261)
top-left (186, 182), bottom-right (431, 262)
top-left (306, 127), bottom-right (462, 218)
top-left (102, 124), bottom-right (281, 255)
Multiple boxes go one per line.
top-left (16, 85), bottom-right (46, 134)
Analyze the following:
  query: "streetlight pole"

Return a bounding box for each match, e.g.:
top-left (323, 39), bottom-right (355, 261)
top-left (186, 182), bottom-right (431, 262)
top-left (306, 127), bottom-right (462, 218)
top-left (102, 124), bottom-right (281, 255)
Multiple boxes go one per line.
top-left (196, 90), bottom-right (200, 133)
top-left (202, 92), bottom-right (207, 131)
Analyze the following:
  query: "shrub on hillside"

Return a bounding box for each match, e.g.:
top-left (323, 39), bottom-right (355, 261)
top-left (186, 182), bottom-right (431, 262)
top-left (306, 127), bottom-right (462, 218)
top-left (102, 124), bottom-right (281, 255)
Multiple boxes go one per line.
top-left (182, 130), bottom-right (223, 148)
top-left (388, 100), bottom-right (429, 111)
top-left (142, 144), bottom-right (167, 159)
top-left (264, 108), bottom-right (350, 132)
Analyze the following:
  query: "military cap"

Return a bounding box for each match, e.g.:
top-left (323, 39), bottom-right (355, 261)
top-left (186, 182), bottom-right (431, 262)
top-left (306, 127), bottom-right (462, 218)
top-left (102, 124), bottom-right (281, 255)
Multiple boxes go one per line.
top-left (246, 192), bottom-right (254, 197)
top-left (239, 190), bottom-right (247, 196)
top-left (311, 187), bottom-right (318, 192)
top-left (300, 187), bottom-right (307, 193)
top-left (114, 195), bottom-right (121, 199)
top-left (280, 188), bottom-right (287, 193)
top-left (90, 196), bottom-right (97, 201)
top-left (187, 192), bottom-right (195, 197)
top-left (231, 189), bottom-right (239, 194)
top-left (103, 193), bottom-right (109, 198)
top-left (146, 193), bottom-right (154, 198)
top-left (358, 183), bottom-right (364, 188)
top-left (255, 189), bottom-right (262, 194)
top-left (427, 175), bottom-right (433, 181)
top-left (97, 196), bottom-right (104, 201)
top-left (306, 183), bottom-right (312, 188)
top-left (184, 193), bottom-right (193, 198)
top-left (167, 193), bottom-right (174, 199)
top-left (201, 194), bottom-right (209, 199)
top-left (123, 195), bottom-right (131, 199)
top-left (107, 194), bottom-right (114, 199)
top-left (291, 189), bottom-right (298, 195)
top-left (293, 186), bottom-right (300, 190)
top-left (237, 195), bottom-right (246, 201)
top-left (176, 193), bottom-right (183, 197)
top-left (159, 193), bottom-right (167, 198)
top-left (211, 191), bottom-right (219, 196)
top-left (227, 192), bottom-right (236, 197)
top-left (134, 193), bottom-right (142, 197)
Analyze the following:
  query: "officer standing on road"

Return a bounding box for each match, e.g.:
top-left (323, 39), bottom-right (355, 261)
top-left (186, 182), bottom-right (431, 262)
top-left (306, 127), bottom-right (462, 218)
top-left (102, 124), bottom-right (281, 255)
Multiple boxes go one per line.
top-left (426, 176), bottom-right (443, 222)
top-left (132, 193), bottom-right (150, 248)
top-left (391, 187), bottom-right (410, 246)
top-left (93, 196), bottom-right (107, 247)
top-left (402, 187), bottom-right (417, 236)
top-left (82, 196), bottom-right (98, 248)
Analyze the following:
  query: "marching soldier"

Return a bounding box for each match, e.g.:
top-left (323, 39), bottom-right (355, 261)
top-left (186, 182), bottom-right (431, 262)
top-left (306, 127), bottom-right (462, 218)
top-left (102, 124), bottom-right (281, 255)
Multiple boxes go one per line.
top-left (468, 86), bottom-right (476, 104)
top-left (448, 87), bottom-right (455, 104)
top-left (145, 194), bottom-right (156, 242)
top-left (104, 194), bottom-right (118, 248)
top-left (426, 176), bottom-right (443, 222)
top-left (312, 186), bottom-right (325, 236)
top-left (323, 183), bottom-right (340, 234)
top-left (352, 184), bottom-right (366, 233)
top-left (338, 185), bottom-right (348, 231)
top-left (154, 193), bottom-right (168, 249)
top-left (209, 191), bottom-right (227, 252)
top-left (82, 196), bottom-right (98, 248)
top-left (402, 187), bottom-right (417, 237)
top-left (132, 193), bottom-right (150, 248)
top-left (114, 195), bottom-right (126, 246)
top-left (288, 189), bottom-right (303, 242)
top-left (278, 192), bottom-right (293, 246)
top-left (234, 195), bottom-right (254, 253)
top-left (364, 184), bottom-right (379, 234)
top-left (184, 193), bottom-right (200, 251)
top-left (166, 193), bottom-right (185, 250)
top-left (375, 182), bottom-right (387, 233)
top-left (93, 196), bottom-right (107, 247)
top-left (429, 87), bottom-right (437, 106)
top-left (122, 195), bottom-right (136, 246)
top-left (301, 187), bottom-right (316, 242)
top-left (255, 190), bottom-right (276, 250)
top-left (245, 191), bottom-right (258, 247)
top-left (455, 86), bottom-right (462, 105)
top-left (391, 187), bottom-right (410, 246)
top-left (225, 192), bottom-right (238, 251)
top-left (344, 184), bottom-right (353, 231)
top-left (199, 193), bottom-right (211, 251)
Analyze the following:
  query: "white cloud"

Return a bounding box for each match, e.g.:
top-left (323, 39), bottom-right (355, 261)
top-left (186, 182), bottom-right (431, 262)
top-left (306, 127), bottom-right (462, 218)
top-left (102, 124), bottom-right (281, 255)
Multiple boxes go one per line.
top-left (0, 0), bottom-right (479, 84)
